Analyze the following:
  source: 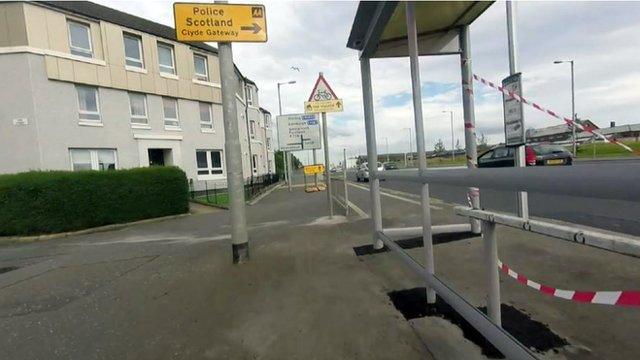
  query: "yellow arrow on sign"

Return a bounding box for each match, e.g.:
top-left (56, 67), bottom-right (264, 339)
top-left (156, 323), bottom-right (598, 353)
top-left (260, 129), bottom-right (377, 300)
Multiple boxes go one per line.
top-left (173, 3), bottom-right (268, 42)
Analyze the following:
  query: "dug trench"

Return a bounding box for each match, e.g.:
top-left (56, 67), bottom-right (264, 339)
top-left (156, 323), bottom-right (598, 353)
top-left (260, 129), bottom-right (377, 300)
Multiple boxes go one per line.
top-left (353, 235), bottom-right (569, 358)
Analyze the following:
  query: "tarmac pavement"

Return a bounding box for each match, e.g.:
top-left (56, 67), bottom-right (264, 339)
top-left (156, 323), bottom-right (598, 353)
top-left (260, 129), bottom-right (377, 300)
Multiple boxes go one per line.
top-left (1, 178), bottom-right (640, 359)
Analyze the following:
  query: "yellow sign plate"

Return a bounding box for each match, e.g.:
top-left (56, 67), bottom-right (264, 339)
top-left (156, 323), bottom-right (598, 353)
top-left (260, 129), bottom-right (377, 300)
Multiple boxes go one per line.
top-left (173, 3), bottom-right (267, 42)
top-left (304, 164), bottom-right (325, 175)
top-left (304, 100), bottom-right (344, 114)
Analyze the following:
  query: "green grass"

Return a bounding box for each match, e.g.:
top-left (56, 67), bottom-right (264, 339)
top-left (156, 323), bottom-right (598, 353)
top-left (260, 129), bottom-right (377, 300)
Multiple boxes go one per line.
top-left (194, 193), bottom-right (229, 207)
top-left (574, 141), bottom-right (640, 159)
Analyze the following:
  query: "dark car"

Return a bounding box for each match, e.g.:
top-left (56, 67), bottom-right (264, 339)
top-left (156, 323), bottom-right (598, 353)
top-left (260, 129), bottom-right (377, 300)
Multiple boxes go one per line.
top-left (477, 144), bottom-right (572, 168)
top-left (383, 162), bottom-right (399, 170)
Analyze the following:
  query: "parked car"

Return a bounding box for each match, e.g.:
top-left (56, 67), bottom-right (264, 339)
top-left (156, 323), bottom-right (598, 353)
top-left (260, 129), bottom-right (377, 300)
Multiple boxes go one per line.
top-left (355, 162), bottom-right (384, 182)
top-left (383, 162), bottom-right (399, 170)
top-left (477, 144), bottom-right (573, 168)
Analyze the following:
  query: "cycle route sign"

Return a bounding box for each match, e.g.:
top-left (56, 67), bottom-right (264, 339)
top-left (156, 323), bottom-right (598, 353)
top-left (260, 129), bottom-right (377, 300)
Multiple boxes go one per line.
top-left (304, 74), bottom-right (343, 113)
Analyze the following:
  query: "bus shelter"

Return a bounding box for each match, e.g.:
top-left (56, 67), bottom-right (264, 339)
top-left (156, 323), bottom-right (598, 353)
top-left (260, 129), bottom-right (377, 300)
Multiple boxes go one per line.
top-left (346, 2), bottom-right (537, 359)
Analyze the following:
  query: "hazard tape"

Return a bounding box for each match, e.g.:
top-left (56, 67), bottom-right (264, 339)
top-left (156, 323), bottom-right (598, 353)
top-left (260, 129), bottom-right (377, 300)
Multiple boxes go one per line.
top-left (473, 74), bottom-right (633, 153)
top-left (498, 260), bottom-right (640, 306)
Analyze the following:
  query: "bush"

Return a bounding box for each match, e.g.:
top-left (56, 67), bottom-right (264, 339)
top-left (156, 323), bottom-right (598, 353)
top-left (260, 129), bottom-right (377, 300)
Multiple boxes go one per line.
top-left (0, 167), bottom-right (189, 236)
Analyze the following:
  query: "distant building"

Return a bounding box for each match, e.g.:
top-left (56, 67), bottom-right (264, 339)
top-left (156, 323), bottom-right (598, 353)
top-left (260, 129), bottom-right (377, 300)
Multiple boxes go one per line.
top-left (526, 120), bottom-right (640, 144)
top-left (0, 1), bottom-right (275, 190)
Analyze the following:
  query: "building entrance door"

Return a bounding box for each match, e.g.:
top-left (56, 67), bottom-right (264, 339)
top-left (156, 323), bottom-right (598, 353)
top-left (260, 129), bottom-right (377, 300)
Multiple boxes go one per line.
top-left (148, 149), bottom-right (169, 166)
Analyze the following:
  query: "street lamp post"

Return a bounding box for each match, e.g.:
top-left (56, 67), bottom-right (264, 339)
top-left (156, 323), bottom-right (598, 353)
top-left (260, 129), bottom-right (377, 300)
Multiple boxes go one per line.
top-left (277, 80), bottom-right (296, 191)
top-left (403, 127), bottom-right (412, 167)
top-left (382, 137), bottom-right (390, 163)
top-left (443, 110), bottom-right (455, 160)
top-left (554, 60), bottom-right (576, 156)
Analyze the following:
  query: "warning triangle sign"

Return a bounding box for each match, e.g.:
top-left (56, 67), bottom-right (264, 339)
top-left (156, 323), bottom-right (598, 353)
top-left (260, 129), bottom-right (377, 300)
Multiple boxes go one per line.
top-left (308, 73), bottom-right (339, 102)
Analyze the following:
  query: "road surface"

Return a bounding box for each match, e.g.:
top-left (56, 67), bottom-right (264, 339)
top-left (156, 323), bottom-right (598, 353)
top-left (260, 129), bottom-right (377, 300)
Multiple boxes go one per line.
top-left (348, 159), bottom-right (640, 236)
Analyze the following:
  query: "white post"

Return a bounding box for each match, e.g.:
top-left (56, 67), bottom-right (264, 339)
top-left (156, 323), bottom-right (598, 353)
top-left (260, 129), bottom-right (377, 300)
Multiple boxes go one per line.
top-left (506, 0), bottom-right (529, 220)
top-left (459, 26), bottom-right (481, 234)
top-left (482, 220), bottom-right (502, 326)
top-left (343, 148), bottom-right (349, 215)
top-left (360, 57), bottom-right (384, 249)
top-left (407, 2), bottom-right (436, 304)
top-left (322, 111), bottom-right (333, 218)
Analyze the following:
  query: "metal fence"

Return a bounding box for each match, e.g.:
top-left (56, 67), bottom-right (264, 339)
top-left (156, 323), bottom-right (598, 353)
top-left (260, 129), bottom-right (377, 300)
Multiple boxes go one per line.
top-left (190, 173), bottom-right (280, 206)
top-left (329, 170), bottom-right (349, 216)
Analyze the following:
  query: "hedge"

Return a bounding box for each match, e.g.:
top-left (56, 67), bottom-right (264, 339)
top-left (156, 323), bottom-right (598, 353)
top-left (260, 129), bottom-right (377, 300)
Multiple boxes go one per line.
top-left (0, 167), bottom-right (189, 236)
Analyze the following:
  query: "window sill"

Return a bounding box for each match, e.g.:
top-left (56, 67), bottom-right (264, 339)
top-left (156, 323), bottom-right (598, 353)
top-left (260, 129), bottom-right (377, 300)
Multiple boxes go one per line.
top-left (160, 72), bottom-right (179, 80)
top-left (197, 174), bottom-right (226, 181)
top-left (125, 65), bottom-right (147, 74)
top-left (164, 126), bottom-right (182, 132)
top-left (131, 124), bottom-right (151, 130)
top-left (201, 129), bottom-right (215, 134)
top-left (78, 121), bottom-right (103, 127)
top-left (192, 79), bottom-right (221, 88)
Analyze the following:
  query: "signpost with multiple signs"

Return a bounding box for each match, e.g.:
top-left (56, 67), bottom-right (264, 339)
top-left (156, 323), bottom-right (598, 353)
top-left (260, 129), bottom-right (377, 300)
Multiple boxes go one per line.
top-left (502, 73), bottom-right (525, 146)
top-left (174, 1), bottom-right (267, 264)
top-left (305, 73), bottom-right (343, 217)
top-left (174, 3), bottom-right (267, 42)
top-left (276, 114), bottom-right (321, 151)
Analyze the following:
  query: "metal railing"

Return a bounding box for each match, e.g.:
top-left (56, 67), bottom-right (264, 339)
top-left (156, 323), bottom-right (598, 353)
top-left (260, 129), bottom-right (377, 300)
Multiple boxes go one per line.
top-left (329, 171), bottom-right (349, 216)
top-left (190, 173), bottom-right (280, 206)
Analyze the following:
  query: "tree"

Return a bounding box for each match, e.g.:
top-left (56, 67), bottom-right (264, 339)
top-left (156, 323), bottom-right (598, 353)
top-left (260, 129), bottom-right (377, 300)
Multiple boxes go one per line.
top-left (477, 132), bottom-right (489, 152)
top-left (434, 138), bottom-right (446, 155)
top-left (455, 139), bottom-right (462, 151)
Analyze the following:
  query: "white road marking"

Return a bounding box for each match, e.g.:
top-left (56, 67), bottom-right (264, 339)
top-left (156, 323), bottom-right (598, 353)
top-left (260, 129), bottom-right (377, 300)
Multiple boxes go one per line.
top-left (347, 182), bottom-right (442, 210)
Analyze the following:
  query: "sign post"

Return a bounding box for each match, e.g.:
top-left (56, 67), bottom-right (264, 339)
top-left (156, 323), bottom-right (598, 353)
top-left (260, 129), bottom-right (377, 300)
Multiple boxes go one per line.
top-left (305, 73), bottom-right (343, 218)
top-left (174, 1), bottom-right (267, 264)
top-left (501, 73), bottom-right (525, 146)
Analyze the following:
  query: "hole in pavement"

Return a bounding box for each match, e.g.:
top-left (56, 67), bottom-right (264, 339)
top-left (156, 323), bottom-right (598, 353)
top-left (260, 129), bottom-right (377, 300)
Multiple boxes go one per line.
top-left (353, 232), bottom-right (477, 256)
top-left (0, 266), bottom-right (19, 274)
top-left (387, 287), bottom-right (568, 358)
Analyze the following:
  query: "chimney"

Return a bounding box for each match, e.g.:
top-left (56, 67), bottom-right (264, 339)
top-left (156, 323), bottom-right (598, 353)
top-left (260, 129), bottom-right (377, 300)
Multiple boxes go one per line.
top-left (610, 121), bottom-right (616, 128)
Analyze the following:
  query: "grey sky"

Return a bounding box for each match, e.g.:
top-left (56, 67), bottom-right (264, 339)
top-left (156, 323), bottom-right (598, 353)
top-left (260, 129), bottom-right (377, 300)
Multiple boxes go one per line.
top-left (99, 0), bottom-right (640, 165)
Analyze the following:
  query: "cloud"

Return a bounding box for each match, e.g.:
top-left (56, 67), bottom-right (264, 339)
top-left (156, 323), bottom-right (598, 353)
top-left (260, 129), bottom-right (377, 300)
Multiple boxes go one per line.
top-left (98, 0), bottom-right (640, 165)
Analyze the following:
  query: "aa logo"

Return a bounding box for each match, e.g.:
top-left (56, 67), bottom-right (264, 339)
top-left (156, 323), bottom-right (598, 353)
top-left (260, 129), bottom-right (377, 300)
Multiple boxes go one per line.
top-left (251, 6), bottom-right (264, 18)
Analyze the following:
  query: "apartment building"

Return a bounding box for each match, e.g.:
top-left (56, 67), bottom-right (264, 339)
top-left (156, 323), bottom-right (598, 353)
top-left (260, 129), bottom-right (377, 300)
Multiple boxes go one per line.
top-left (0, 1), bottom-right (275, 190)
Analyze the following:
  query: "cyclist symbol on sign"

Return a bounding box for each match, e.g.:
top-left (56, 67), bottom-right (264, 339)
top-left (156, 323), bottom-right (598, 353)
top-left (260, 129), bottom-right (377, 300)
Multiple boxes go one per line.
top-left (313, 89), bottom-right (333, 101)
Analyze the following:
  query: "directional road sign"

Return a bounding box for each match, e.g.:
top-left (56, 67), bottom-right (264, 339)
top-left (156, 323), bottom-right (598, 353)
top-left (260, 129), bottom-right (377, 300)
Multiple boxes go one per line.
top-left (277, 114), bottom-right (321, 151)
top-left (173, 3), bottom-right (267, 42)
top-left (303, 164), bottom-right (325, 175)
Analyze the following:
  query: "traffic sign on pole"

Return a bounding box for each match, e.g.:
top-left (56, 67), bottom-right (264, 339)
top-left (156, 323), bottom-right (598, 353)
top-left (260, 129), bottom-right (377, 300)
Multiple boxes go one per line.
top-left (174, 3), bottom-right (267, 42)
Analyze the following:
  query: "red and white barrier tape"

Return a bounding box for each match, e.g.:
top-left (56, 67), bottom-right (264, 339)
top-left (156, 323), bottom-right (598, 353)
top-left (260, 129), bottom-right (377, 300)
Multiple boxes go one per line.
top-left (472, 74), bottom-right (633, 152)
top-left (498, 260), bottom-right (640, 306)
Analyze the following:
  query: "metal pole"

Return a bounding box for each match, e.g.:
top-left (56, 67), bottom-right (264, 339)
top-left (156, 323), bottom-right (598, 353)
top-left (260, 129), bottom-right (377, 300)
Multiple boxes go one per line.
top-left (407, 2), bottom-right (436, 304)
top-left (450, 111), bottom-right (455, 160)
top-left (482, 220), bottom-right (502, 326)
top-left (313, 149), bottom-right (318, 188)
top-left (360, 57), bottom-right (383, 249)
top-left (278, 84), bottom-right (288, 187)
top-left (321, 111), bottom-right (333, 217)
top-left (385, 137), bottom-right (390, 162)
top-left (506, 0), bottom-right (529, 220)
top-left (459, 25), bottom-right (482, 234)
top-left (571, 60), bottom-right (576, 157)
top-left (218, 35), bottom-right (249, 263)
top-left (343, 148), bottom-right (349, 215)
top-left (287, 151), bottom-right (292, 192)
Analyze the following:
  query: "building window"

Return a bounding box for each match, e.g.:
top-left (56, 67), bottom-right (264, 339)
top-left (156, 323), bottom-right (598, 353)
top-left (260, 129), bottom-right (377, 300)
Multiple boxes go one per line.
top-left (67, 20), bottom-right (93, 58)
top-left (246, 87), bottom-right (253, 106)
top-left (123, 33), bottom-right (144, 68)
top-left (70, 148), bottom-right (117, 171)
top-left (199, 102), bottom-right (213, 130)
top-left (250, 120), bottom-right (256, 139)
top-left (162, 98), bottom-right (180, 128)
top-left (129, 93), bottom-right (148, 125)
top-left (252, 154), bottom-right (258, 174)
top-left (76, 85), bottom-right (100, 121)
top-left (196, 150), bottom-right (223, 176)
top-left (193, 54), bottom-right (208, 81)
top-left (157, 42), bottom-right (175, 75)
